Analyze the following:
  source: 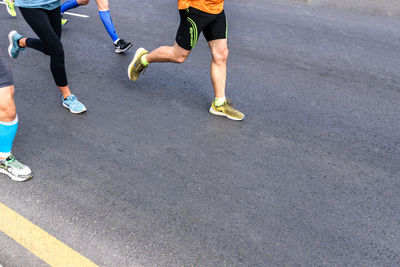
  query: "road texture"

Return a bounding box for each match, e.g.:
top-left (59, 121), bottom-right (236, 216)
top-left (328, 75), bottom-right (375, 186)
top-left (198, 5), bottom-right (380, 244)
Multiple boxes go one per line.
top-left (1, 0), bottom-right (400, 265)
top-left (299, 0), bottom-right (400, 17)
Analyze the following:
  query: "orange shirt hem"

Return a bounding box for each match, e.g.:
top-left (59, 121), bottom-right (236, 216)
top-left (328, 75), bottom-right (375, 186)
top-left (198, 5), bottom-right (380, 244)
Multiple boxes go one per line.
top-left (178, 1), bottom-right (224, 15)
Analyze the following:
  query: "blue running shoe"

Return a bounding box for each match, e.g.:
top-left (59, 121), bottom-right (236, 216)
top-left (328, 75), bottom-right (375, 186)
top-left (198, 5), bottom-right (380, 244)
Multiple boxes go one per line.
top-left (8, 30), bottom-right (24, 59)
top-left (62, 94), bottom-right (87, 114)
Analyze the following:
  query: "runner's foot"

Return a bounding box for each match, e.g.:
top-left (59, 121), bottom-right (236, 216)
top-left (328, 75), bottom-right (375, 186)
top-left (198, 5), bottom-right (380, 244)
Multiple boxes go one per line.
top-left (209, 99), bottom-right (245, 121)
top-left (61, 14), bottom-right (68, 26)
top-left (0, 154), bottom-right (33, 182)
top-left (114, 39), bottom-right (132, 54)
top-left (128, 48), bottom-right (148, 81)
top-left (62, 94), bottom-right (87, 114)
top-left (8, 30), bottom-right (24, 59)
top-left (5, 0), bottom-right (16, 17)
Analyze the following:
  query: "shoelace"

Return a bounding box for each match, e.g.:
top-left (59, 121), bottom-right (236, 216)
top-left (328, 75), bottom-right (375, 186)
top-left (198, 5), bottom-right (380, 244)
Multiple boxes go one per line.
top-left (5, 155), bottom-right (24, 170)
top-left (67, 95), bottom-right (77, 102)
top-left (118, 39), bottom-right (129, 47)
top-left (223, 98), bottom-right (235, 109)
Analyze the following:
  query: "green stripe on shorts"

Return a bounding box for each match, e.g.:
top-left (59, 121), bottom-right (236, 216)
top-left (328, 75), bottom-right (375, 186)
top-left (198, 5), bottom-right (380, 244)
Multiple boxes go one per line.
top-left (187, 17), bottom-right (198, 49)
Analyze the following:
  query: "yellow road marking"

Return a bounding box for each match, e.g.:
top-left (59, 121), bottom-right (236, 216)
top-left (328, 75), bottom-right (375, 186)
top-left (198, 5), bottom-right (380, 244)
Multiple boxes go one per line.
top-left (0, 202), bottom-right (98, 267)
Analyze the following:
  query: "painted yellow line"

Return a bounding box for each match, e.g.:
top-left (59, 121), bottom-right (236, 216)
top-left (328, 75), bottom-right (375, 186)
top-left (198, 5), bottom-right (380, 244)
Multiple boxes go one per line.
top-left (0, 202), bottom-right (98, 267)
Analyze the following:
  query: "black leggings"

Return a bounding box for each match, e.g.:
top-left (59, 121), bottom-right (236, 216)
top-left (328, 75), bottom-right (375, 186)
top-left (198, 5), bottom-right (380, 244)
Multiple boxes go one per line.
top-left (19, 7), bottom-right (68, 87)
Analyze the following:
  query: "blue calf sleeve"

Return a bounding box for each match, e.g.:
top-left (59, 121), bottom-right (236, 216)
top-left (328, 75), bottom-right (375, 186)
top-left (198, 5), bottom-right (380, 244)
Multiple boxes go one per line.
top-left (61, 0), bottom-right (80, 14)
top-left (99, 10), bottom-right (119, 42)
top-left (0, 116), bottom-right (18, 154)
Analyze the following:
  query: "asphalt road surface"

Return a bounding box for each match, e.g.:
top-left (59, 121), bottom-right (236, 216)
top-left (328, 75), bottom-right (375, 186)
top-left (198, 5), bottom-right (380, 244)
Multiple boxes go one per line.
top-left (1, 0), bottom-right (400, 266)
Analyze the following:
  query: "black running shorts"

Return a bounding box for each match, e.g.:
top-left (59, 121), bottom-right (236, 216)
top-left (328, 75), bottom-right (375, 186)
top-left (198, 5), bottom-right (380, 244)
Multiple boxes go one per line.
top-left (176, 7), bottom-right (227, 51)
top-left (0, 55), bottom-right (14, 88)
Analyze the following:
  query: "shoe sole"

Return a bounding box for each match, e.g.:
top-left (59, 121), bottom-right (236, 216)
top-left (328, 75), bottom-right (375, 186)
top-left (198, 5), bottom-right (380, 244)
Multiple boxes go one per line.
top-left (209, 106), bottom-right (245, 121)
top-left (115, 43), bottom-right (133, 54)
top-left (62, 20), bottom-right (68, 26)
top-left (0, 168), bottom-right (33, 182)
top-left (62, 103), bottom-right (87, 114)
top-left (128, 48), bottom-right (147, 81)
top-left (8, 30), bottom-right (16, 58)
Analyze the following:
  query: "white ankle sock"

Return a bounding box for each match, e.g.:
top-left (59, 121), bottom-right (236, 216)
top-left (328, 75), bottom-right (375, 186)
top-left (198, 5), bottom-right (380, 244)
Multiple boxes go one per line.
top-left (215, 97), bottom-right (226, 106)
top-left (0, 152), bottom-right (11, 159)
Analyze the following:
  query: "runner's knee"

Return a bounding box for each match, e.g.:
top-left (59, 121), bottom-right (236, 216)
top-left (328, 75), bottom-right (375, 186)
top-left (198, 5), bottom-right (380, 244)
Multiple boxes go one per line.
top-left (212, 47), bottom-right (229, 64)
top-left (96, 0), bottom-right (109, 10)
top-left (174, 49), bottom-right (190, 63)
top-left (0, 87), bottom-right (16, 119)
top-left (175, 55), bottom-right (187, 63)
top-left (49, 41), bottom-right (65, 59)
top-left (77, 0), bottom-right (89, 5)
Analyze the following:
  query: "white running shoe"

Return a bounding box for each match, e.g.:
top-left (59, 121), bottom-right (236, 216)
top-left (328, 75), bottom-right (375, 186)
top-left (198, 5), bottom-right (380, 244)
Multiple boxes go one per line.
top-left (0, 154), bottom-right (33, 182)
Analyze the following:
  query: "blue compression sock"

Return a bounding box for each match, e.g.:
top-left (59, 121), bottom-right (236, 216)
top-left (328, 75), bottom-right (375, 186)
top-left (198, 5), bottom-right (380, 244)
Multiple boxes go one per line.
top-left (99, 10), bottom-right (119, 43)
top-left (0, 116), bottom-right (18, 156)
top-left (61, 0), bottom-right (80, 13)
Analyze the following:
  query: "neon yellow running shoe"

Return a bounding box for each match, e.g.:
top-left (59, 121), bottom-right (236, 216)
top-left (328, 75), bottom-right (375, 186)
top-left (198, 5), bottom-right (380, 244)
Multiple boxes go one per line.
top-left (5, 0), bottom-right (16, 17)
top-left (61, 14), bottom-right (68, 26)
top-left (209, 99), bottom-right (245, 121)
top-left (128, 48), bottom-right (149, 81)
